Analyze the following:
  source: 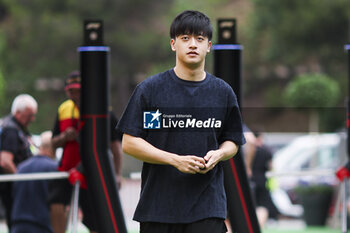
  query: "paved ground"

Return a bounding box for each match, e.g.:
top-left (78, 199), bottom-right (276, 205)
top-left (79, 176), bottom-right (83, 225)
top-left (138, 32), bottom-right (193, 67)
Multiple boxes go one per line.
top-left (0, 178), bottom-right (344, 233)
top-left (0, 178), bottom-right (141, 233)
top-left (119, 178), bottom-right (141, 232)
top-left (0, 219), bottom-right (311, 233)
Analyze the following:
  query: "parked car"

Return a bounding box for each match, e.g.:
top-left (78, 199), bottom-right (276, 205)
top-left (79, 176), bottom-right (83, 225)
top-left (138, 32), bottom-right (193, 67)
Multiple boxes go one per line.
top-left (272, 133), bottom-right (346, 190)
top-left (268, 133), bottom-right (347, 218)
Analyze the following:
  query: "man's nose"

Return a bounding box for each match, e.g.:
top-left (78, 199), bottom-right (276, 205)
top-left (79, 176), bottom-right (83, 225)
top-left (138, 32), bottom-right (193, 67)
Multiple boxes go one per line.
top-left (189, 37), bottom-right (197, 48)
top-left (30, 114), bottom-right (36, 123)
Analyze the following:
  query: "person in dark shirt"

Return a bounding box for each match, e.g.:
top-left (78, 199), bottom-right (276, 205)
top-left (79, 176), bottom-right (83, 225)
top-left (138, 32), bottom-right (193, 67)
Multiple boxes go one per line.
top-left (0, 94), bottom-right (38, 231)
top-left (11, 131), bottom-right (58, 233)
top-left (117, 10), bottom-right (245, 233)
top-left (251, 132), bottom-right (279, 227)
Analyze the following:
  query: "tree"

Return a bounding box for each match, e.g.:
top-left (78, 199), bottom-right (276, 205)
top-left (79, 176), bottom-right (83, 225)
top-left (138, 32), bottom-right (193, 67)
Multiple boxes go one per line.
top-left (284, 73), bottom-right (340, 132)
top-left (0, 0), bottom-right (246, 132)
top-left (0, 0), bottom-right (176, 132)
top-left (243, 0), bottom-right (350, 109)
top-left (0, 68), bottom-right (6, 106)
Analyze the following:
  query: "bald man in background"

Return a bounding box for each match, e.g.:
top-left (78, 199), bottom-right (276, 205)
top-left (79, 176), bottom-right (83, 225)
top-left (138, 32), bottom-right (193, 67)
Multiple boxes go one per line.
top-left (11, 131), bottom-right (58, 233)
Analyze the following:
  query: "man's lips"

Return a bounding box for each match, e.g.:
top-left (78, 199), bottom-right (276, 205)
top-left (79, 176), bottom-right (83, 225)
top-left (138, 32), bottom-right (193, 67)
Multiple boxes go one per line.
top-left (187, 51), bottom-right (199, 55)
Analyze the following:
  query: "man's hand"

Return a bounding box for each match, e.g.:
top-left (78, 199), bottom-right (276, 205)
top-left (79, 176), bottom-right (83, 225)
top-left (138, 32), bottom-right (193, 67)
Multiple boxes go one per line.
top-left (198, 150), bottom-right (222, 174)
top-left (198, 141), bottom-right (238, 174)
top-left (64, 127), bottom-right (78, 141)
top-left (173, 155), bottom-right (206, 174)
top-left (116, 174), bottom-right (122, 189)
top-left (0, 151), bottom-right (16, 173)
top-left (52, 126), bottom-right (79, 149)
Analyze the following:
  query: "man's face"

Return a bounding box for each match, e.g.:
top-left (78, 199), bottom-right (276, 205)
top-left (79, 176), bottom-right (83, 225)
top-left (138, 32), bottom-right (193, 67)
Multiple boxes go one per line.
top-left (65, 87), bottom-right (81, 106)
top-left (16, 107), bottom-right (37, 128)
top-left (170, 34), bottom-right (212, 68)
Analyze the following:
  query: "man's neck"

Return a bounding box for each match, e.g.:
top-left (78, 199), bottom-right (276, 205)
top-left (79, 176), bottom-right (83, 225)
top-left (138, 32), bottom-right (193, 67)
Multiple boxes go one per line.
top-left (173, 65), bottom-right (206, 82)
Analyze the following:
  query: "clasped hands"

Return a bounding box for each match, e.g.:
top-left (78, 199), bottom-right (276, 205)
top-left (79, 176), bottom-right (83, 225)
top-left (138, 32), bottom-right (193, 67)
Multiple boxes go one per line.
top-left (175, 150), bottom-right (222, 174)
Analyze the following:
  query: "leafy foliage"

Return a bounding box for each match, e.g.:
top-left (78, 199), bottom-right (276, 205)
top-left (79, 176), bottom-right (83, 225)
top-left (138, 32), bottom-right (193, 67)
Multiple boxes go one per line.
top-left (244, 0), bottom-right (350, 109)
top-left (0, 0), bottom-right (176, 132)
top-left (284, 73), bottom-right (341, 132)
top-left (285, 73), bottom-right (340, 108)
top-left (246, 0), bottom-right (350, 65)
top-left (0, 0), bottom-right (348, 133)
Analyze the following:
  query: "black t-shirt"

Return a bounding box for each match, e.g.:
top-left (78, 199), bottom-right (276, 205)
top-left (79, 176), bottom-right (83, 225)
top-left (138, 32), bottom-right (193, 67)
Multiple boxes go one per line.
top-left (1, 116), bottom-right (32, 166)
top-left (2, 128), bottom-right (20, 156)
top-left (252, 145), bottom-right (272, 187)
top-left (117, 69), bottom-right (246, 223)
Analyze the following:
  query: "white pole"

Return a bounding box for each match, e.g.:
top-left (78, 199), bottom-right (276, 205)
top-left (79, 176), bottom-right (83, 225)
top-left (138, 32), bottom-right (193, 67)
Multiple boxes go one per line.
top-left (0, 172), bottom-right (69, 182)
top-left (343, 179), bottom-right (348, 233)
top-left (266, 169), bottom-right (335, 178)
top-left (71, 181), bottom-right (80, 233)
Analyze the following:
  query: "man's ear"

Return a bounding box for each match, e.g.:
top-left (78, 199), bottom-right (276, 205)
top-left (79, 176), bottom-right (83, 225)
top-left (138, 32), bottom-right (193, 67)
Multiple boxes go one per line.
top-left (170, 39), bottom-right (176, 51)
top-left (207, 41), bottom-right (212, 53)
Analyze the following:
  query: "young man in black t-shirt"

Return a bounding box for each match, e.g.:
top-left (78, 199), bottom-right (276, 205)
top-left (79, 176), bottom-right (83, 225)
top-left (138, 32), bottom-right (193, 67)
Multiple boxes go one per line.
top-left (117, 10), bottom-right (245, 233)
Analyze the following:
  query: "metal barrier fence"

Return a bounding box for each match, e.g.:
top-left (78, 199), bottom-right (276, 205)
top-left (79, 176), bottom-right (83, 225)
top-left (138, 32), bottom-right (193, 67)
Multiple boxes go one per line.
top-left (0, 172), bottom-right (80, 233)
top-left (1, 169), bottom-right (348, 233)
top-left (0, 172), bottom-right (68, 182)
top-left (266, 169), bottom-right (335, 178)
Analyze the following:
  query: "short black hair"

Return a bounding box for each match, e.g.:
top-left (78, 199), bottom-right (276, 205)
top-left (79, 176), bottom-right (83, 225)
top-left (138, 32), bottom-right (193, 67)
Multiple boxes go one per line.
top-left (170, 10), bottom-right (212, 40)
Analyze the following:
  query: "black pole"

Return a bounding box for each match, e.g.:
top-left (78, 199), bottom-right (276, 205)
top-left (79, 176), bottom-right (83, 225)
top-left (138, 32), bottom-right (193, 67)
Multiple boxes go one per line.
top-left (213, 19), bottom-right (261, 233)
top-left (214, 19), bottom-right (242, 105)
top-left (346, 44), bottom-right (350, 159)
top-left (79, 20), bottom-right (127, 233)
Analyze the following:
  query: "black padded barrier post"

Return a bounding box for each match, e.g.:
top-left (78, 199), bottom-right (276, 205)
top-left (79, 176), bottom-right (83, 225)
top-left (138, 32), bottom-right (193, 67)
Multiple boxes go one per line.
top-left (346, 44), bottom-right (350, 159)
top-left (213, 19), bottom-right (261, 233)
top-left (79, 20), bottom-right (127, 233)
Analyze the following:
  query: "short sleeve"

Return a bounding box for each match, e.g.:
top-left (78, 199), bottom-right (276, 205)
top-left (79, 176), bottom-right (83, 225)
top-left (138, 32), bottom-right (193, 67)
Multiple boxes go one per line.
top-left (117, 84), bottom-right (149, 139)
top-left (1, 128), bottom-right (19, 154)
top-left (218, 88), bottom-right (246, 146)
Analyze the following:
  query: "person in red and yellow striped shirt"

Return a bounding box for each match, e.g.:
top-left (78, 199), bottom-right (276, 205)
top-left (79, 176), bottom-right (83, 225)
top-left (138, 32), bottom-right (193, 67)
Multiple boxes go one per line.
top-left (48, 71), bottom-right (123, 233)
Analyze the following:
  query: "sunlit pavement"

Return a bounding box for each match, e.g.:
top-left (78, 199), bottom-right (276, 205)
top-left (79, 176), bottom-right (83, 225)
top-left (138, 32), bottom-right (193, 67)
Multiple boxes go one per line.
top-left (119, 178), bottom-right (141, 232)
top-left (264, 218), bottom-right (305, 231)
top-left (0, 178), bottom-right (141, 233)
top-left (0, 179), bottom-right (343, 233)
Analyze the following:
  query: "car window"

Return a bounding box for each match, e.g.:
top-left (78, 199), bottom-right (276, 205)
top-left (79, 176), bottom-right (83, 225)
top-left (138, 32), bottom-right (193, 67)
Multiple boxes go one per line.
top-left (317, 146), bottom-right (337, 169)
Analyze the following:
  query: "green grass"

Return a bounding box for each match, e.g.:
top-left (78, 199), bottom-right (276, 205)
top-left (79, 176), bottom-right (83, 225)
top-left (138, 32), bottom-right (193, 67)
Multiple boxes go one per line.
top-left (0, 227), bottom-right (140, 233)
top-left (0, 228), bottom-right (139, 233)
top-left (263, 226), bottom-right (341, 233)
top-left (127, 227), bottom-right (341, 233)
top-left (0, 227), bottom-right (342, 233)
top-left (117, 227), bottom-right (342, 233)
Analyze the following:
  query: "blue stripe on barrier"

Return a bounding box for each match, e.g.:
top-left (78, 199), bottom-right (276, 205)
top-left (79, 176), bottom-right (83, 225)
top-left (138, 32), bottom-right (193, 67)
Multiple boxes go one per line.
top-left (212, 44), bottom-right (243, 50)
top-left (78, 46), bottom-right (110, 52)
top-left (345, 44), bottom-right (350, 51)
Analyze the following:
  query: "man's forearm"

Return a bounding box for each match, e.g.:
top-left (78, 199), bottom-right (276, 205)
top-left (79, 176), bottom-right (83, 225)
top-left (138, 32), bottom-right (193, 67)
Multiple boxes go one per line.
top-left (122, 134), bottom-right (178, 165)
top-left (218, 140), bottom-right (239, 161)
top-left (197, 140), bottom-right (239, 174)
top-left (242, 132), bottom-right (257, 177)
top-left (110, 140), bottom-right (122, 175)
top-left (122, 134), bottom-right (206, 174)
top-left (52, 127), bottom-right (78, 149)
top-left (51, 133), bottom-right (67, 149)
top-left (0, 151), bottom-right (16, 173)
